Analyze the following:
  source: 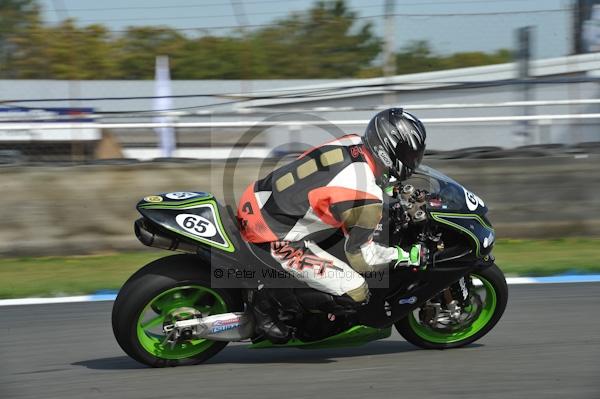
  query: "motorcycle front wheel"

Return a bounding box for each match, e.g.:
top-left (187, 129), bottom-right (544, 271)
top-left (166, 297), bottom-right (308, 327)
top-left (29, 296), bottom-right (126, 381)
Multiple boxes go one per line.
top-left (395, 263), bottom-right (508, 349)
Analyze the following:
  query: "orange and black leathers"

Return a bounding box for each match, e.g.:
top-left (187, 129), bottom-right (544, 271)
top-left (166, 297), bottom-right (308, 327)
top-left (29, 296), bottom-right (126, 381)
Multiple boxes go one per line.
top-left (237, 135), bottom-right (398, 273)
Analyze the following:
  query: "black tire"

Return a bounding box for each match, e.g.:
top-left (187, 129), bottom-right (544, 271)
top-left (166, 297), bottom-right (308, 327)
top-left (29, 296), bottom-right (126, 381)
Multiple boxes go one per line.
top-left (395, 263), bottom-right (508, 349)
top-left (112, 254), bottom-right (243, 367)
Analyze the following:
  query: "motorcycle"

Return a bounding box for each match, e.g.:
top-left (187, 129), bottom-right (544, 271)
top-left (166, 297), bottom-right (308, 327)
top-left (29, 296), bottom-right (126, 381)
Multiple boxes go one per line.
top-left (112, 165), bottom-right (508, 367)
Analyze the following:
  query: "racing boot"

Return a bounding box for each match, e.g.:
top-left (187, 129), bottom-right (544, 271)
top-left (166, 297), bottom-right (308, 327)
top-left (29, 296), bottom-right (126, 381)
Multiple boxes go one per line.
top-left (249, 288), bottom-right (292, 344)
top-left (268, 288), bottom-right (305, 321)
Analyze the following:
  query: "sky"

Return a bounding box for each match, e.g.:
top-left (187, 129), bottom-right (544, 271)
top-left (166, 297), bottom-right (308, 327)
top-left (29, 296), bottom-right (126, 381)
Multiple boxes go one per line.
top-left (37, 0), bottom-right (573, 60)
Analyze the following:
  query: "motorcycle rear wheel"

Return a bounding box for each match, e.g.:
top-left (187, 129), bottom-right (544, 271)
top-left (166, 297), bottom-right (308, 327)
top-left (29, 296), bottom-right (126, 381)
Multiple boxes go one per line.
top-left (395, 263), bottom-right (508, 349)
top-left (112, 254), bottom-right (242, 367)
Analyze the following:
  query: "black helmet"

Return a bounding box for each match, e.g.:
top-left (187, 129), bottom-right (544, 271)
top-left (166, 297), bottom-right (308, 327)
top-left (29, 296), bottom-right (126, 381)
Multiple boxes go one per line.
top-left (363, 108), bottom-right (426, 180)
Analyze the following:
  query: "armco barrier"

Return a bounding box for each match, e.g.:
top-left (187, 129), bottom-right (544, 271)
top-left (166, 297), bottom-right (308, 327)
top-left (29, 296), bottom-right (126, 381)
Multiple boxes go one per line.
top-left (0, 154), bottom-right (598, 256)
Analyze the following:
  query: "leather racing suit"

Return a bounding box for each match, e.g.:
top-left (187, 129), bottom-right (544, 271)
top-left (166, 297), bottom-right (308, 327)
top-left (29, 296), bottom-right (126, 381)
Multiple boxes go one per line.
top-left (237, 134), bottom-right (400, 303)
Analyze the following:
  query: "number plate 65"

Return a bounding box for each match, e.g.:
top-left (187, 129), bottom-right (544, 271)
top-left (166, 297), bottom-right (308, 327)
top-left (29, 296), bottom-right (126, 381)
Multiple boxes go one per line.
top-left (175, 213), bottom-right (217, 238)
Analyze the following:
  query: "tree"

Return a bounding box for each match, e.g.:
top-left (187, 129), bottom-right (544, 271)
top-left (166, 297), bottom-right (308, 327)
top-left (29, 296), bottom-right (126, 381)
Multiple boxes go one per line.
top-left (172, 36), bottom-right (246, 79)
top-left (114, 27), bottom-right (186, 79)
top-left (43, 20), bottom-right (118, 79)
top-left (0, 0), bottom-right (43, 78)
top-left (7, 18), bottom-right (122, 79)
top-left (250, 0), bottom-right (382, 78)
top-left (396, 41), bottom-right (513, 75)
top-left (443, 48), bottom-right (513, 69)
top-left (0, 1), bottom-right (514, 80)
top-left (158, 0), bottom-right (381, 79)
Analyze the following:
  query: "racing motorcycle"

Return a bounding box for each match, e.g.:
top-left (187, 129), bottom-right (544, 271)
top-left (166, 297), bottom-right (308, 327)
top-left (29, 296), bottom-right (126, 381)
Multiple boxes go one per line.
top-left (112, 165), bottom-right (508, 367)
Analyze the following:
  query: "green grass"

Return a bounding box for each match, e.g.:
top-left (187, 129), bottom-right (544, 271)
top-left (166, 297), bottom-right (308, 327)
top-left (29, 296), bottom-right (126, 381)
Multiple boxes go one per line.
top-left (0, 251), bottom-right (164, 299)
top-left (493, 238), bottom-right (600, 277)
top-left (0, 238), bottom-right (599, 299)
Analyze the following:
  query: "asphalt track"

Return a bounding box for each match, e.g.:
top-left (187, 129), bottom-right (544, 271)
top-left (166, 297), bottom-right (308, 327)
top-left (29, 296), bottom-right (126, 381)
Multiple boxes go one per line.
top-left (1, 283), bottom-right (599, 399)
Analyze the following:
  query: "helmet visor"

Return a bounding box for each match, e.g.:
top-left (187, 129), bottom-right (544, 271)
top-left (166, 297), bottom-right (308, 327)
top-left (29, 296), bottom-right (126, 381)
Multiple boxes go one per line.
top-left (394, 159), bottom-right (414, 181)
top-left (394, 141), bottom-right (424, 170)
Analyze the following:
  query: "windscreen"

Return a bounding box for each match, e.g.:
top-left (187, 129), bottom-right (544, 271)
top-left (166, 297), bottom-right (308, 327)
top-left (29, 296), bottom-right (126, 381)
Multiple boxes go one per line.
top-left (403, 165), bottom-right (485, 213)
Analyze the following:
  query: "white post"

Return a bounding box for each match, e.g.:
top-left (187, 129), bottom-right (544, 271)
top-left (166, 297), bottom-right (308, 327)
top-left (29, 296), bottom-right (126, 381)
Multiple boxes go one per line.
top-left (153, 56), bottom-right (176, 158)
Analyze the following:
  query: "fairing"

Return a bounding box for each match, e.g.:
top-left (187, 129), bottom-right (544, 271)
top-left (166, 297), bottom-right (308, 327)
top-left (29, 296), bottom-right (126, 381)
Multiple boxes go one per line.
top-left (136, 192), bottom-right (237, 254)
top-left (406, 165), bottom-right (496, 257)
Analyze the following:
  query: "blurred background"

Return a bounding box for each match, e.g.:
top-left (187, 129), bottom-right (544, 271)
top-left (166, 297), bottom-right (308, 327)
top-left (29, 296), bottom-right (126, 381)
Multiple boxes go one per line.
top-left (1, 0), bottom-right (599, 297)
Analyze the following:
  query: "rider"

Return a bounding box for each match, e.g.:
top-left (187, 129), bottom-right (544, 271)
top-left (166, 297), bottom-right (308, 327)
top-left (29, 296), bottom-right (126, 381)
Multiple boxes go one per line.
top-left (237, 108), bottom-right (428, 342)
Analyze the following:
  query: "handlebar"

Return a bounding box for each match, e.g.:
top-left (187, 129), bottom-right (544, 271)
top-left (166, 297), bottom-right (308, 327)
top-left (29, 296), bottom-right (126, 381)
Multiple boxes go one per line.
top-left (387, 183), bottom-right (445, 270)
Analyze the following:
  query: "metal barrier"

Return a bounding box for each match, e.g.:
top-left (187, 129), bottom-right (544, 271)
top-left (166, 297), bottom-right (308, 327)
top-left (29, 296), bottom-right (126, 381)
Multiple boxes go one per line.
top-left (2, 112), bottom-right (600, 130)
top-left (2, 98), bottom-right (600, 121)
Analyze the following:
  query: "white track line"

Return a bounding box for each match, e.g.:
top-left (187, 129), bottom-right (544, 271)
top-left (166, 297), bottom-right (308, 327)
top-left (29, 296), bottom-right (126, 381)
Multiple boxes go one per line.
top-left (1, 275), bottom-right (599, 306)
top-left (505, 277), bottom-right (542, 285)
top-left (0, 294), bottom-right (116, 306)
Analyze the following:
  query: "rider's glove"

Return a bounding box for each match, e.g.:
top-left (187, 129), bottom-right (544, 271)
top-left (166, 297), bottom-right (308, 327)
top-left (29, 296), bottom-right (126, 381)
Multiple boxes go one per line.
top-left (394, 244), bottom-right (429, 271)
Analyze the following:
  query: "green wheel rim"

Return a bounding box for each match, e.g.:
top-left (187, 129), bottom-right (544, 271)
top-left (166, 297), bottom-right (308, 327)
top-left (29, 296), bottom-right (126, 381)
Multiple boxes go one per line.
top-left (408, 274), bottom-right (497, 344)
top-left (136, 285), bottom-right (227, 360)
